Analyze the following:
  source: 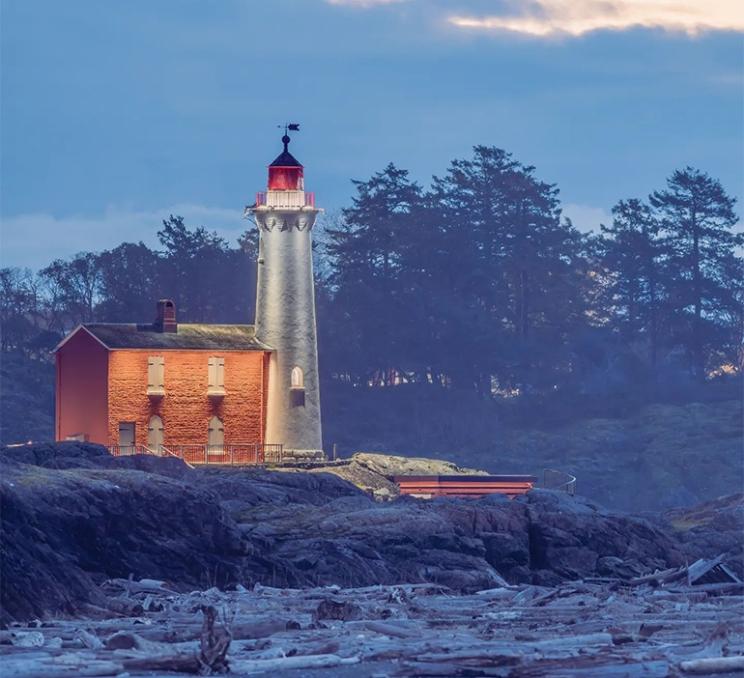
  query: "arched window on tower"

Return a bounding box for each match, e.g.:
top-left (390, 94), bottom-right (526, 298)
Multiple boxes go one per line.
top-left (290, 366), bottom-right (304, 389)
top-left (290, 367), bottom-right (305, 407)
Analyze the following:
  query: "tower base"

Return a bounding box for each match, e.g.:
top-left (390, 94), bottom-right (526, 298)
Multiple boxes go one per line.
top-left (276, 448), bottom-right (326, 463)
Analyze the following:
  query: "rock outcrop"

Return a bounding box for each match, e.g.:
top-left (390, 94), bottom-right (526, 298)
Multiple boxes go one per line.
top-left (660, 493), bottom-right (744, 579)
top-left (1, 443), bottom-right (686, 623)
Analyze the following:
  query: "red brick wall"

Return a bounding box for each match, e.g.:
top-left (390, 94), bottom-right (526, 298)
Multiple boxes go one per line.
top-left (107, 350), bottom-right (267, 447)
top-left (56, 330), bottom-right (109, 444)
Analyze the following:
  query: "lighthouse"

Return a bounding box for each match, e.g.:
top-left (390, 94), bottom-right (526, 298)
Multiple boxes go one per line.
top-left (250, 128), bottom-right (323, 458)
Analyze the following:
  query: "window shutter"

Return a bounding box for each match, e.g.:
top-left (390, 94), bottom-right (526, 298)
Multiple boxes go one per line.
top-left (148, 357), bottom-right (164, 389)
top-left (217, 357), bottom-right (225, 387)
top-left (208, 357), bottom-right (216, 388)
top-left (208, 357), bottom-right (225, 389)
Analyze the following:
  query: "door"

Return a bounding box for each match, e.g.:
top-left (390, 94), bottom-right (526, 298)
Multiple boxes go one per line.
top-left (118, 422), bottom-right (135, 454)
top-left (207, 416), bottom-right (224, 456)
top-left (147, 415), bottom-right (164, 453)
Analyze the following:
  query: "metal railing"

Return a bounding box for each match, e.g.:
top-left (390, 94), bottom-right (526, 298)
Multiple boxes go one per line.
top-left (255, 191), bottom-right (315, 209)
top-left (109, 444), bottom-right (151, 457)
top-left (109, 443), bottom-right (284, 466)
top-left (543, 468), bottom-right (577, 496)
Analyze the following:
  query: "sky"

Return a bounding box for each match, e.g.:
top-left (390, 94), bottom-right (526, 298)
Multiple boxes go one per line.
top-left (1, 0), bottom-right (742, 269)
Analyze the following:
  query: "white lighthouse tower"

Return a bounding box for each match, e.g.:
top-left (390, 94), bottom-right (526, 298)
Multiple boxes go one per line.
top-left (250, 127), bottom-right (323, 459)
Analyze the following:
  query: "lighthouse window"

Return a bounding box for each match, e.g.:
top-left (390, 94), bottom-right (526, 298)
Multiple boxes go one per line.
top-left (147, 356), bottom-right (165, 396)
top-left (290, 366), bottom-right (304, 389)
top-left (207, 356), bottom-right (225, 395)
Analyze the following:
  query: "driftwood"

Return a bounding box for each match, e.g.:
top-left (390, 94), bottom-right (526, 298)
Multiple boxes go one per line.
top-left (197, 605), bottom-right (231, 673)
top-left (2, 571), bottom-right (742, 677)
top-left (679, 655), bottom-right (744, 673)
top-left (229, 653), bottom-right (360, 674)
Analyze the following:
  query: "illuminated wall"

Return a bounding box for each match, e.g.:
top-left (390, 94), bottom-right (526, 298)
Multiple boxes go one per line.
top-left (253, 200), bottom-right (323, 455)
top-left (106, 349), bottom-right (268, 447)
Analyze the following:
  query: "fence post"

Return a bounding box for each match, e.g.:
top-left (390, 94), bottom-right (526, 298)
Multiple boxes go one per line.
top-left (204, 445), bottom-right (208, 465)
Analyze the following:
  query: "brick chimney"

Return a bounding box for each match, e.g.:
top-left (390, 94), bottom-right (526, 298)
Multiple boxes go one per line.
top-left (154, 299), bottom-right (177, 333)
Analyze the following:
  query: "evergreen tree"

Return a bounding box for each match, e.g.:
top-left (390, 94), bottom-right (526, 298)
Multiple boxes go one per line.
top-left (157, 215), bottom-right (254, 323)
top-left (599, 199), bottom-right (664, 366)
top-left (96, 242), bottom-right (160, 322)
top-left (430, 146), bottom-right (587, 393)
top-left (325, 164), bottom-right (423, 385)
top-left (650, 167), bottom-right (741, 378)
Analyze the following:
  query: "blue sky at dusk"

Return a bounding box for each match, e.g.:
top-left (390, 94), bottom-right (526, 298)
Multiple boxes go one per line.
top-left (2, 0), bottom-right (742, 268)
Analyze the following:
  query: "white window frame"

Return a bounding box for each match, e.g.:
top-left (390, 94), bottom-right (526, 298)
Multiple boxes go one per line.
top-left (290, 366), bottom-right (304, 389)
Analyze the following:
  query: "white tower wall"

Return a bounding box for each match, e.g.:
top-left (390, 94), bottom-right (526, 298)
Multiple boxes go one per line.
top-left (253, 203), bottom-right (323, 457)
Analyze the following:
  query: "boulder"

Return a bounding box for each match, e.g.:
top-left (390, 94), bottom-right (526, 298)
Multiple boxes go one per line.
top-left (660, 493), bottom-right (744, 578)
top-left (522, 490), bottom-right (684, 583)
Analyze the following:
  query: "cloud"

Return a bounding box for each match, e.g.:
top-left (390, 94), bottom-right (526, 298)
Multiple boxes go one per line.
top-left (326, 0), bottom-right (406, 6)
top-left (448, 1), bottom-right (744, 38)
top-left (562, 203), bottom-right (611, 233)
top-left (0, 204), bottom-right (248, 271)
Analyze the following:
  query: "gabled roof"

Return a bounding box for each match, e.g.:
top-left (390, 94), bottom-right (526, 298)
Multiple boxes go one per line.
top-left (55, 323), bottom-right (273, 352)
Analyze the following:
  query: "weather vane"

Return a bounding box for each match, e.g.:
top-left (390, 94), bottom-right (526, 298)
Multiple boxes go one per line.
top-left (279, 123), bottom-right (300, 151)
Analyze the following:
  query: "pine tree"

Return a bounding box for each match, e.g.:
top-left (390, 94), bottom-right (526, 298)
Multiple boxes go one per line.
top-left (325, 164), bottom-right (423, 385)
top-left (599, 199), bottom-right (664, 366)
top-left (430, 146), bottom-right (586, 393)
top-left (650, 167), bottom-right (741, 378)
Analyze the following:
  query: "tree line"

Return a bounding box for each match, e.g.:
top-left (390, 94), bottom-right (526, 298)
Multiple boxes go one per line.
top-left (1, 217), bottom-right (257, 357)
top-left (2, 146), bottom-right (741, 398)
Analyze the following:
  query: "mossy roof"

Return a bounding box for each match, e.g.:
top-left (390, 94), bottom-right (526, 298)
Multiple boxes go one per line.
top-left (72, 323), bottom-right (273, 351)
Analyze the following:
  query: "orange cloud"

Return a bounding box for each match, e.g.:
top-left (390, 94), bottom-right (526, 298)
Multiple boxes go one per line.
top-left (449, 0), bottom-right (744, 37)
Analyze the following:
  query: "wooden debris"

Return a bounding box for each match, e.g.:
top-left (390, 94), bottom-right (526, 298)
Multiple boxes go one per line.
top-left (197, 605), bottom-right (231, 673)
top-left (629, 554), bottom-right (741, 589)
top-left (679, 655), bottom-right (744, 674)
top-left (686, 556), bottom-right (741, 586)
top-left (1, 571), bottom-right (741, 677)
top-left (229, 653), bottom-right (360, 674)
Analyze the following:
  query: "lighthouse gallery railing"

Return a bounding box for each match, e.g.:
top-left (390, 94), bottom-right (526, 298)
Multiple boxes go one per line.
top-left (255, 191), bottom-right (315, 209)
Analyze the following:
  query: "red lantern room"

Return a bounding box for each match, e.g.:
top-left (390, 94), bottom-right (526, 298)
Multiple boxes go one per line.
top-left (268, 133), bottom-right (304, 191)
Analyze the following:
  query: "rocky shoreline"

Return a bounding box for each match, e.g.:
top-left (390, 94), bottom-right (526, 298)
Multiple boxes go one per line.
top-left (1, 442), bottom-right (742, 676)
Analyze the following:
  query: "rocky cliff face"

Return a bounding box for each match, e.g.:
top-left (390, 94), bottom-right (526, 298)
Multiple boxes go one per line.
top-left (0, 443), bottom-right (688, 623)
top-left (660, 493), bottom-right (744, 579)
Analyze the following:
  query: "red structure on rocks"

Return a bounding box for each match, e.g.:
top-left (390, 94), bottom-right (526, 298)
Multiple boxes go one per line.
top-left (394, 475), bottom-right (537, 499)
